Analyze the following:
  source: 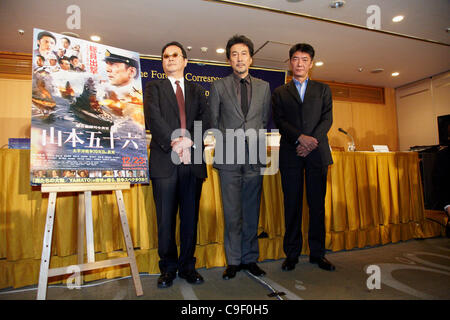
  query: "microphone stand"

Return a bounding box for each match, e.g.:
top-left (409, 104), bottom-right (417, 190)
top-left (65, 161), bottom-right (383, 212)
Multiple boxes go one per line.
top-left (338, 128), bottom-right (356, 151)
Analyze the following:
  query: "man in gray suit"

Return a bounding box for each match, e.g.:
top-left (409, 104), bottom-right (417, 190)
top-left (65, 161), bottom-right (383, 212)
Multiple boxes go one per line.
top-left (209, 35), bottom-right (271, 280)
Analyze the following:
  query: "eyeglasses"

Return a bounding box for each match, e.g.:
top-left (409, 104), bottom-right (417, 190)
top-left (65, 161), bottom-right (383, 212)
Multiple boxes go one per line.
top-left (163, 52), bottom-right (184, 59)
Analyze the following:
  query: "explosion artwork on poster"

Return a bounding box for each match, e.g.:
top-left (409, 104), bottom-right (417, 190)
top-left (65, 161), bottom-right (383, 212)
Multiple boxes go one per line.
top-left (30, 28), bottom-right (148, 184)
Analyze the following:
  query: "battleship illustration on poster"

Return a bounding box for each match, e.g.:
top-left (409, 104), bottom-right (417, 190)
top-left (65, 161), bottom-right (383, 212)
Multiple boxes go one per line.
top-left (30, 28), bottom-right (148, 185)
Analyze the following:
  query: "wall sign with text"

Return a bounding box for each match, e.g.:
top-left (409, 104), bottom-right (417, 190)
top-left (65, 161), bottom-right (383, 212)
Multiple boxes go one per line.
top-left (139, 56), bottom-right (286, 130)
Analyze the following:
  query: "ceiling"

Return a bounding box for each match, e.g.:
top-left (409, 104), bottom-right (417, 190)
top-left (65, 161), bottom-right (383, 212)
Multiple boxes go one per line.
top-left (0, 0), bottom-right (449, 88)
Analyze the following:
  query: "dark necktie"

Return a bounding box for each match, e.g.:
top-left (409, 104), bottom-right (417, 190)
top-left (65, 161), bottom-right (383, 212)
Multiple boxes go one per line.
top-left (175, 80), bottom-right (186, 131)
top-left (240, 78), bottom-right (248, 117)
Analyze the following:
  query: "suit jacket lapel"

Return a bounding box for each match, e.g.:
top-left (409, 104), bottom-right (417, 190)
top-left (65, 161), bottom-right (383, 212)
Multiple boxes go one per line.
top-left (247, 75), bottom-right (260, 118)
top-left (302, 79), bottom-right (314, 105)
top-left (223, 75), bottom-right (244, 118)
top-left (287, 80), bottom-right (302, 106)
top-left (184, 81), bottom-right (193, 125)
top-left (162, 79), bottom-right (180, 122)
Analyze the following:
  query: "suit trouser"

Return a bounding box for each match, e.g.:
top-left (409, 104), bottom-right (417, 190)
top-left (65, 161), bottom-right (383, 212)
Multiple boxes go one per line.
top-left (151, 165), bottom-right (203, 274)
top-left (218, 165), bottom-right (263, 265)
top-left (280, 164), bottom-right (328, 260)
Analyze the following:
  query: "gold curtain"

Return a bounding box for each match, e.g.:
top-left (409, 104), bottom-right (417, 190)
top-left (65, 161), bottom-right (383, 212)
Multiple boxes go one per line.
top-left (0, 149), bottom-right (442, 289)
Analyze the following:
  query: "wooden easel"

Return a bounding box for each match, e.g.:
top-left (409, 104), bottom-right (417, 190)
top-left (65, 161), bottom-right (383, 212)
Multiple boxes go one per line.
top-left (37, 182), bottom-right (143, 300)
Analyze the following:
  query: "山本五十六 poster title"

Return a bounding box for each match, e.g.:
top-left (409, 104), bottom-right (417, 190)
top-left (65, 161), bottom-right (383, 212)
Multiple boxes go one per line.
top-left (30, 28), bottom-right (149, 185)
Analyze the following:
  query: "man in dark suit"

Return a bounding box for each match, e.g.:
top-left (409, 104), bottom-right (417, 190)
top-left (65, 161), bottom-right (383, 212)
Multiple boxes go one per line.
top-left (272, 43), bottom-right (335, 272)
top-left (209, 35), bottom-right (271, 280)
top-left (144, 42), bottom-right (210, 288)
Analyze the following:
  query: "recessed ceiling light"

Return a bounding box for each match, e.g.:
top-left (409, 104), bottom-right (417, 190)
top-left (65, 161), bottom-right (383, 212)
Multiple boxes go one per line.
top-left (200, 47), bottom-right (208, 53)
top-left (315, 61), bottom-right (324, 67)
top-left (18, 29), bottom-right (25, 35)
top-left (90, 35), bottom-right (101, 42)
top-left (371, 68), bottom-right (384, 74)
top-left (392, 15), bottom-right (404, 22)
top-left (216, 48), bottom-right (225, 54)
top-left (330, 1), bottom-right (345, 8)
top-left (186, 46), bottom-right (193, 51)
top-left (391, 72), bottom-right (400, 77)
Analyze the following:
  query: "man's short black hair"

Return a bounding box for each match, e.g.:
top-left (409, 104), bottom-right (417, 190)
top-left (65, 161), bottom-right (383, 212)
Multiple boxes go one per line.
top-left (161, 41), bottom-right (187, 59)
top-left (226, 35), bottom-right (254, 59)
top-left (289, 43), bottom-right (315, 60)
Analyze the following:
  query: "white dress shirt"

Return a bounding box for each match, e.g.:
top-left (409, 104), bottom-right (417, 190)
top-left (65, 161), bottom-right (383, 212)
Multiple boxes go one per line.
top-left (167, 76), bottom-right (185, 98)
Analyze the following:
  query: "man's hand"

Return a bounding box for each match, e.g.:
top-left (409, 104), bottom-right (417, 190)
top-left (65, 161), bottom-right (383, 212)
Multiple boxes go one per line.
top-left (171, 136), bottom-right (193, 149)
top-left (171, 137), bottom-right (193, 164)
top-left (298, 134), bottom-right (318, 152)
top-left (296, 144), bottom-right (311, 157)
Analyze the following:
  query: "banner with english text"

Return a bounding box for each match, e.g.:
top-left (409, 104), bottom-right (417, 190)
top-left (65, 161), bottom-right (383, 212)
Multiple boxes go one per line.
top-left (139, 56), bottom-right (286, 130)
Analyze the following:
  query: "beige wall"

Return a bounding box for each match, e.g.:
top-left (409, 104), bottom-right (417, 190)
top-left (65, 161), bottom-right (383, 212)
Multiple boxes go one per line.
top-left (396, 71), bottom-right (450, 151)
top-left (0, 78), bottom-right (32, 147)
top-left (432, 72), bottom-right (450, 118)
top-left (328, 88), bottom-right (399, 151)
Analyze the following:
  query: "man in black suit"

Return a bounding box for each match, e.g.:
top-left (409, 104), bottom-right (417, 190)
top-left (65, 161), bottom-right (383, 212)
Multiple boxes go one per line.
top-left (272, 43), bottom-right (335, 272)
top-left (144, 42), bottom-right (210, 288)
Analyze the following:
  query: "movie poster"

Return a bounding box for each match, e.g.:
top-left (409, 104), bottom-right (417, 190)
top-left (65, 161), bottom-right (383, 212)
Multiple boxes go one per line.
top-left (30, 28), bottom-right (148, 185)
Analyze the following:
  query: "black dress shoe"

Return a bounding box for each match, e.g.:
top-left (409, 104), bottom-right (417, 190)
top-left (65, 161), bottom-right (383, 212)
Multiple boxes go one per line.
top-left (157, 271), bottom-right (176, 288)
top-left (310, 256), bottom-right (336, 271)
top-left (281, 258), bottom-right (298, 271)
top-left (178, 269), bottom-right (204, 285)
top-left (241, 263), bottom-right (266, 277)
top-left (223, 265), bottom-right (241, 280)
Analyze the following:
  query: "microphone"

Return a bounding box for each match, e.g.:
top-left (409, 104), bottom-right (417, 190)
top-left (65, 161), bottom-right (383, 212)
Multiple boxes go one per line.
top-left (338, 128), bottom-right (348, 135)
top-left (338, 128), bottom-right (356, 151)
